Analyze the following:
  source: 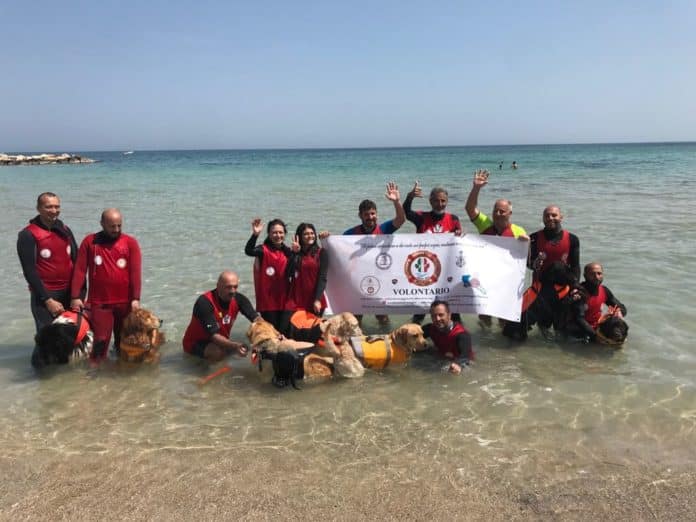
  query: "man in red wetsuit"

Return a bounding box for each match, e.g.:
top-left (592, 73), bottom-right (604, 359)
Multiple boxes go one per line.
top-left (70, 208), bottom-right (142, 360)
top-left (182, 271), bottom-right (256, 362)
top-left (17, 192), bottom-right (81, 366)
top-left (422, 300), bottom-right (473, 375)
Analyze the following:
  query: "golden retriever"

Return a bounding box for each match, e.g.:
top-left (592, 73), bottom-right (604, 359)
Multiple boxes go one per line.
top-left (119, 308), bottom-right (166, 363)
top-left (247, 318), bottom-right (334, 388)
top-left (337, 323), bottom-right (427, 377)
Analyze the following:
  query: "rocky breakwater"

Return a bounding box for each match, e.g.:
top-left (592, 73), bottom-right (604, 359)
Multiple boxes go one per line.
top-left (0, 153), bottom-right (96, 166)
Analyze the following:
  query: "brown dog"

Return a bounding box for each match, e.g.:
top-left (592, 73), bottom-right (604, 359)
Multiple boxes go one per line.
top-left (119, 308), bottom-right (166, 363)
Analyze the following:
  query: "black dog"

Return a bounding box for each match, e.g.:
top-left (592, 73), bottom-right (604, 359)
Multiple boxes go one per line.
top-left (32, 311), bottom-right (93, 368)
top-left (596, 315), bottom-right (629, 346)
top-left (503, 261), bottom-right (579, 341)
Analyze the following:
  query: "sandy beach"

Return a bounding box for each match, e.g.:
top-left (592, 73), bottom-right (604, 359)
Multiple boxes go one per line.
top-left (3, 448), bottom-right (695, 520)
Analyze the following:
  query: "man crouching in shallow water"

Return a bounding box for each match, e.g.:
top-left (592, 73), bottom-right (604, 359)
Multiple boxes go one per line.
top-left (422, 300), bottom-right (473, 374)
top-left (182, 271), bottom-right (258, 362)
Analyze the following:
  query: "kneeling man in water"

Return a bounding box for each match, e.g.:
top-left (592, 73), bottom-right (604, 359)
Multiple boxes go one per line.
top-left (422, 300), bottom-right (473, 374)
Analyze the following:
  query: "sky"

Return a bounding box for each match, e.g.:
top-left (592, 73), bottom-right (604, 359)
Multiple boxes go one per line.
top-left (2, 0), bottom-right (695, 151)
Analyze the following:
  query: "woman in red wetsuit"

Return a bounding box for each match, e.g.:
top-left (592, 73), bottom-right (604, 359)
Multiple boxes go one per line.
top-left (245, 218), bottom-right (293, 334)
top-left (286, 223), bottom-right (328, 316)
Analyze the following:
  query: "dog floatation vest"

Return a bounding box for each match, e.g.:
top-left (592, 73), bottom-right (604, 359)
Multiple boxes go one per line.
top-left (57, 310), bottom-right (90, 346)
top-left (521, 281), bottom-right (570, 312)
top-left (349, 335), bottom-right (409, 370)
top-left (119, 342), bottom-right (152, 362)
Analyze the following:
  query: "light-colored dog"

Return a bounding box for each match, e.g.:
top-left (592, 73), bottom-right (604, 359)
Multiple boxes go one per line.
top-left (247, 318), bottom-right (335, 387)
top-left (119, 308), bottom-right (166, 363)
top-left (336, 323), bottom-right (427, 378)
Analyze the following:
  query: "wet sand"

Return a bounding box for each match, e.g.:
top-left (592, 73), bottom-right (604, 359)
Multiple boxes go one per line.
top-left (3, 447), bottom-right (694, 520)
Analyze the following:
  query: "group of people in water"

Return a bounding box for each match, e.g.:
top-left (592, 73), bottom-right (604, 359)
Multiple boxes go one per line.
top-left (18, 171), bottom-right (627, 372)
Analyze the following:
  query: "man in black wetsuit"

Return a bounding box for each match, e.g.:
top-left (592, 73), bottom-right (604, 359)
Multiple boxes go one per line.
top-left (182, 271), bottom-right (259, 362)
top-left (528, 205), bottom-right (580, 281)
top-left (17, 193), bottom-right (82, 366)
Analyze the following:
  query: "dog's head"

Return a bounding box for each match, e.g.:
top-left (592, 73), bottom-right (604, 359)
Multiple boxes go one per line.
top-left (543, 260), bottom-right (578, 287)
top-left (597, 315), bottom-right (629, 346)
top-left (391, 323), bottom-right (427, 352)
top-left (320, 312), bottom-right (363, 343)
top-left (119, 308), bottom-right (164, 363)
top-left (33, 312), bottom-right (93, 368)
top-left (122, 309), bottom-right (163, 341)
top-left (34, 323), bottom-right (79, 367)
top-left (246, 318), bottom-right (283, 353)
top-left (271, 350), bottom-right (303, 389)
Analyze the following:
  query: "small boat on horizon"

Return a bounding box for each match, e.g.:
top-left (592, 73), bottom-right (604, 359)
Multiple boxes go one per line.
top-left (123, 151), bottom-right (134, 155)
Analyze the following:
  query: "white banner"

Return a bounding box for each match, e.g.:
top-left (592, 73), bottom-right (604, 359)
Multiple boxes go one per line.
top-left (324, 233), bottom-right (528, 321)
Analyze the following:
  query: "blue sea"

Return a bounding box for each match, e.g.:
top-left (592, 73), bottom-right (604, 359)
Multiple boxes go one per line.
top-left (1, 143), bottom-right (695, 508)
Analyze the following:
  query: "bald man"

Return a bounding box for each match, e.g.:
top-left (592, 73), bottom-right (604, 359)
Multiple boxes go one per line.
top-left (528, 205), bottom-right (580, 282)
top-left (465, 169), bottom-right (528, 328)
top-left (70, 208), bottom-right (142, 360)
top-left (465, 169), bottom-right (527, 238)
top-left (182, 271), bottom-right (258, 362)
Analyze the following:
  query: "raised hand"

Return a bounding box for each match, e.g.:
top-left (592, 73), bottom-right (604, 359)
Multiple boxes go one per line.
top-left (409, 180), bottom-right (423, 198)
top-left (385, 181), bottom-right (401, 202)
top-left (251, 217), bottom-right (263, 236)
top-left (472, 169), bottom-right (490, 188)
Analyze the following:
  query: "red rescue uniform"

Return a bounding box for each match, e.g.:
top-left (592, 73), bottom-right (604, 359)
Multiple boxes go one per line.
top-left (25, 222), bottom-right (74, 290)
top-left (428, 322), bottom-right (473, 361)
top-left (253, 244), bottom-right (290, 312)
top-left (584, 284), bottom-right (608, 329)
top-left (70, 233), bottom-right (142, 304)
top-left (182, 291), bottom-right (240, 353)
top-left (417, 212), bottom-right (459, 234)
top-left (287, 248), bottom-right (327, 311)
top-left (533, 230), bottom-right (571, 276)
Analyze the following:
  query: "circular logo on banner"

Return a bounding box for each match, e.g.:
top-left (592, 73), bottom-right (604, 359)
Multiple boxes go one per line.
top-left (375, 253), bottom-right (392, 270)
top-left (360, 276), bottom-right (380, 296)
top-left (265, 266), bottom-right (276, 276)
top-left (116, 258), bottom-right (127, 269)
top-left (404, 250), bottom-right (441, 287)
top-left (40, 248), bottom-right (52, 259)
top-left (94, 255), bottom-right (103, 266)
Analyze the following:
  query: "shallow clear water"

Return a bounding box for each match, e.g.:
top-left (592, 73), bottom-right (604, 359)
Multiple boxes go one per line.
top-left (1, 143), bottom-right (695, 474)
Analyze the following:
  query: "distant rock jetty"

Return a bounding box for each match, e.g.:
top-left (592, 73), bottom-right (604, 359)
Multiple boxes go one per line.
top-left (0, 153), bottom-right (96, 166)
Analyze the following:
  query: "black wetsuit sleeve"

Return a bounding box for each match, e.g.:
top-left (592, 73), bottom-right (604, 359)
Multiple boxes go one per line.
top-left (235, 293), bottom-right (260, 322)
top-left (403, 194), bottom-right (423, 230)
top-left (314, 248), bottom-right (329, 301)
top-left (573, 301), bottom-right (596, 340)
top-left (527, 232), bottom-right (539, 270)
top-left (192, 295), bottom-right (221, 336)
top-left (17, 229), bottom-right (49, 302)
top-left (569, 234), bottom-right (580, 280)
top-left (244, 234), bottom-right (263, 258)
top-left (456, 331), bottom-right (473, 361)
top-left (604, 286), bottom-right (627, 316)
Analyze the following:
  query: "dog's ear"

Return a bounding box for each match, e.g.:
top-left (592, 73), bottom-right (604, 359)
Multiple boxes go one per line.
top-left (393, 326), bottom-right (409, 347)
